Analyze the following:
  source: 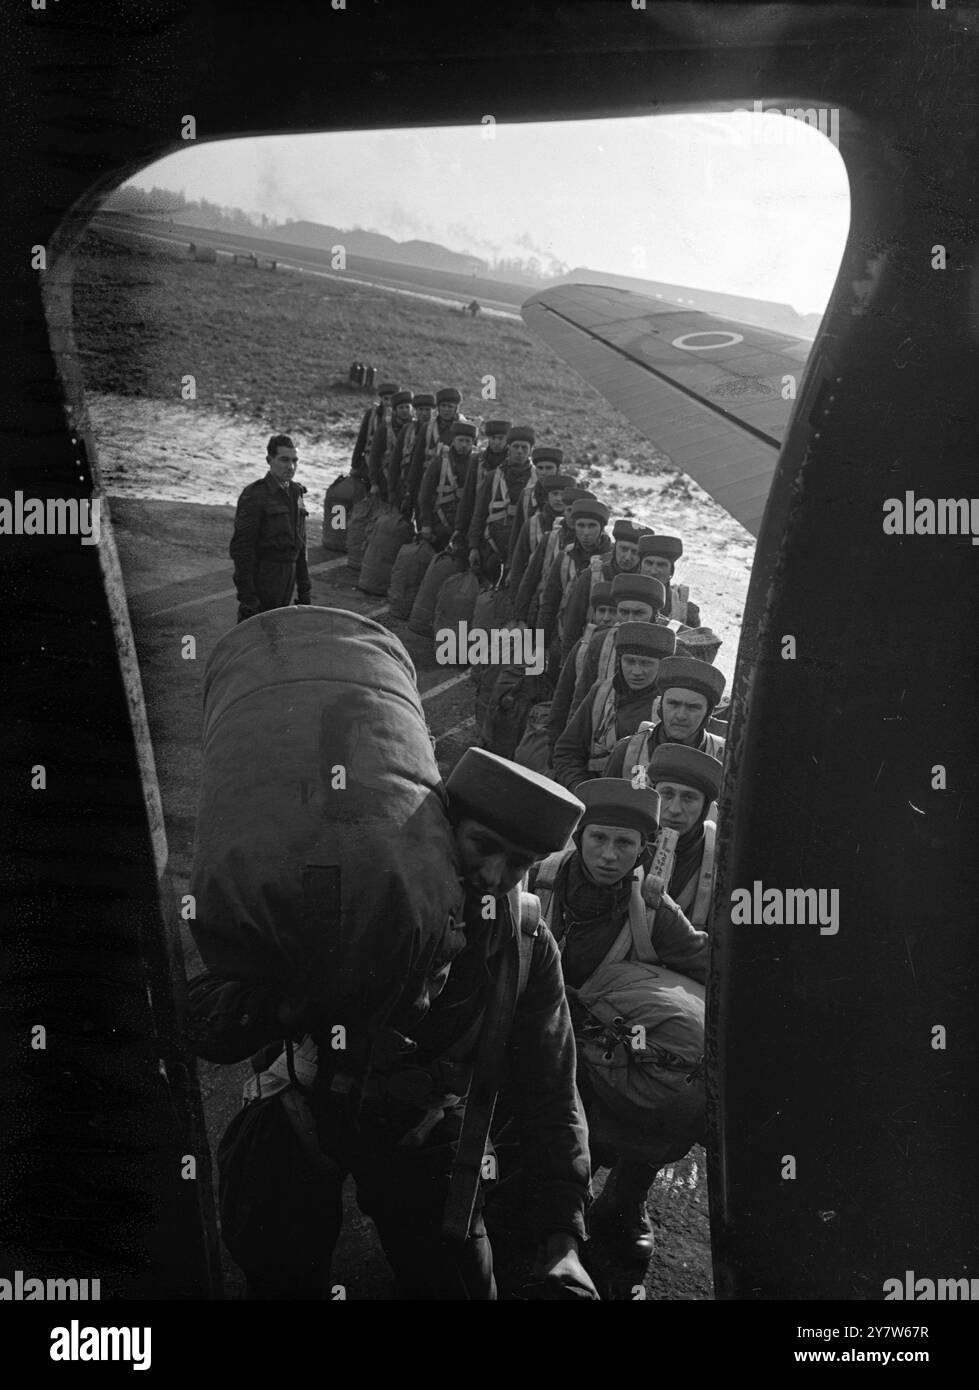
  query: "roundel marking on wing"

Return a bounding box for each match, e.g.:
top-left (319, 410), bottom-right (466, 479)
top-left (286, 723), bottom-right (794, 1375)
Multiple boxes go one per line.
top-left (670, 331), bottom-right (745, 351)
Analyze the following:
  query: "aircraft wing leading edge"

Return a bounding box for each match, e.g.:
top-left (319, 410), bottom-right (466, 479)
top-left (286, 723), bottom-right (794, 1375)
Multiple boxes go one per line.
top-left (521, 283), bottom-right (814, 537)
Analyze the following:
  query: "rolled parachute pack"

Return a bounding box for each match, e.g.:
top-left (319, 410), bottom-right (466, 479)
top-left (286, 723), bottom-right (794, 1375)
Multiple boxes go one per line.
top-left (322, 473), bottom-right (366, 552)
top-left (357, 508), bottom-right (414, 595)
top-left (190, 606), bottom-right (465, 1042)
top-left (387, 537), bottom-right (434, 619)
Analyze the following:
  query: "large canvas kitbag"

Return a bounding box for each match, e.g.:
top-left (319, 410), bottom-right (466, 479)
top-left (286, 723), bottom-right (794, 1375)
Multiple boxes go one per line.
top-left (357, 508), bottom-right (414, 595)
top-left (190, 607), bottom-right (465, 1042)
top-left (432, 570), bottom-right (481, 660)
top-left (407, 549), bottom-right (462, 636)
top-left (512, 701), bottom-right (554, 776)
top-left (322, 473), bottom-right (366, 553)
top-left (387, 537), bottom-right (434, 619)
top-left (345, 494), bottom-right (386, 572)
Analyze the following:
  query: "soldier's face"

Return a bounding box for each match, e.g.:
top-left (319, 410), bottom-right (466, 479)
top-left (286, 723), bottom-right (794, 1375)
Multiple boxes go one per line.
top-left (615, 540), bottom-right (639, 570)
top-left (575, 519), bottom-right (601, 548)
top-left (616, 601), bottom-right (654, 623)
top-left (454, 817), bottom-right (539, 899)
top-left (438, 402), bottom-right (457, 422)
top-left (580, 823), bottom-right (644, 884)
top-left (487, 433), bottom-right (508, 452)
top-left (594, 604), bottom-right (616, 628)
top-left (534, 460), bottom-right (558, 479)
top-left (655, 780), bottom-right (706, 834)
top-left (544, 491), bottom-right (563, 514)
top-left (267, 447), bottom-right (298, 483)
top-left (641, 554), bottom-right (673, 583)
top-left (452, 437), bottom-right (474, 457)
top-left (620, 654), bottom-right (660, 689)
top-left (509, 441), bottom-right (532, 466)
top-left (395, 403), bottom-right (412, 424)
top-left (660, 688), bottom-right (709, 742)
top-left (416, 406), bottom-right (433, 426)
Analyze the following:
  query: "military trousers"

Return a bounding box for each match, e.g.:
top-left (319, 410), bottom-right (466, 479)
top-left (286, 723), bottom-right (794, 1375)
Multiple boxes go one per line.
top-left (236, 560), bottom-right (303, 623)
top-left (218, 1087), bottom-right (496, 1300)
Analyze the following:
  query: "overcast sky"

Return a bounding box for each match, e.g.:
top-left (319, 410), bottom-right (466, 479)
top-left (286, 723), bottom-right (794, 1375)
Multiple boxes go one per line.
top-left (126, 111), bottom-right (850, 315)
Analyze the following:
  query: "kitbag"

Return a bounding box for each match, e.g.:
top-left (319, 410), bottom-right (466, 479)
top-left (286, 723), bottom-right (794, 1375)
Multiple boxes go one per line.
top-left (388, 538), bottom-right (434, 619)
top-left (345, 494), bottom-right (386, 572)
top-left (432, 570), bottom-right (481, 659)
top-left (407, 549), bottom-right (464, 636)
top-left (512, 702), bottom-right (554, 776)
top-left (357, 508), bottom-right (414, 595)
top-left (190, 606), bottom-right (465, 1042)
top-left (322, 473), bottom-right (366, 553)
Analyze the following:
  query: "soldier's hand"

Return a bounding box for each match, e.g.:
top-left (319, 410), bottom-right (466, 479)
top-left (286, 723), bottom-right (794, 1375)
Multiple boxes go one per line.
top-left (641, 873), bottom-right (666, 909)
top-left (370, 485), bottom-right (382, 497)
top-left (295, 593), bottom-right (312, 606)
top-left (420, 527), bottom-right (433, 540)
top-left (468, 548), bottom-right (482, 572)
top-left (536, 1235), bottom-right (600, 1300)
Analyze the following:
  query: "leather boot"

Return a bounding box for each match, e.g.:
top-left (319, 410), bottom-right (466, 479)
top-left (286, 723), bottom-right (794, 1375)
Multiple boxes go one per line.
top-left (589, 1159), bottom-right (659, 1264)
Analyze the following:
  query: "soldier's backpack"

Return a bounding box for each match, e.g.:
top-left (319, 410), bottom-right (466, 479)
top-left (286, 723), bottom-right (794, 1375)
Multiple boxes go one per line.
top-left (388, 538), bottom-right (434, 619)
top-left (190, 607), bottom-right (465, 1046)
top-left (532, 853), bottom-right (705, 1156)
top-left (322, 474), bottom-right (366, 553)
top-left (512, 702), bottom-right (554, 777)
top-left (433, 571), bottom-right (481, 661)
top-left (481, 668), bottom-right (551, 759)
top-left (407, 549), bottom-right (463, 637)
top-left (470, 583), bottom-right (512, 643)
top-left (357, 508), bottom-right (414, 595)
top-left (346, 494), bottom-right (386, 572)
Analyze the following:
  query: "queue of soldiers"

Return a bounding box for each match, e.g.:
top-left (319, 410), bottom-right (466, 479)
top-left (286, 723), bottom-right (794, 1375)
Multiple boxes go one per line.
top-left (211, 380), bottom-right (733, 1298)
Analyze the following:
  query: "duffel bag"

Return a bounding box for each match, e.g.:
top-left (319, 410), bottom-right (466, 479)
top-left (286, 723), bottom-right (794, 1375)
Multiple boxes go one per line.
top-left (388, 537), bottom-right (434, 619)
top-left (357, 508), bottom-right (414, 595)
top-left (513, 702), bottom-right (554, 776)
top-left (322, 473), bottom-right (366, 552)
top-left (432, 571), bottom-right (481, 662)
top-left (345, 494), bottom-right (386, 572)
top-left (191, 606), bottom-right (465, 1039)
top-left (407, 549), bottom-right (463, 637)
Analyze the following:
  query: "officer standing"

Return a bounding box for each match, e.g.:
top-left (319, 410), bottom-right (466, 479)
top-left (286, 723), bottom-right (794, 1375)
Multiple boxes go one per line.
top-left (229, 434), bottom-right (311, 623)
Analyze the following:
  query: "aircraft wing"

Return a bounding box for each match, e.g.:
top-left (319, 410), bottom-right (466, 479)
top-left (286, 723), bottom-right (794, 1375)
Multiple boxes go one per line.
top-left (521, 283), bottom-right (814, 537)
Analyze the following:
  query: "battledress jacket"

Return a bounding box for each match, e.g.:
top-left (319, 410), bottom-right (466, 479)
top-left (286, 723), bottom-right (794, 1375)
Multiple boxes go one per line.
top-left (186, 889), bottom-right (591, 1243)
top-left (229, 474), bottom-right (310, 608)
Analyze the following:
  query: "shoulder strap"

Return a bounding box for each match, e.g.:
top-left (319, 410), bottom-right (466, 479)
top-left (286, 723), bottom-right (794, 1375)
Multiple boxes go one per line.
top-left (598, 628), bottom-right (616, 683)
top-left (528, 850), bottom-right (572, 935)
top-left (623, 723), bottom-right (654, 780)
top-left (590, 677), bottom-right (615, 734)
top-left (689, 820), bottom-right (716, 927)
top-left (627, 869), bottom-right (660, 964)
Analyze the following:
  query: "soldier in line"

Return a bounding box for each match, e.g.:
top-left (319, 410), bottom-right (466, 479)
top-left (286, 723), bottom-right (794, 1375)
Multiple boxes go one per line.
top-left (367, 389), bottom-right (414, 501)
top-left (388, 392), bottom-right (436, 512)
top-left (509, 444), bottom-right (562, 558)
top-left (229, 434), bottom-right (311, 624)
top-left (507, 474), bottom-right (572, 598)
top-left (552, 623), bottom-right (677, 792)
top-left (558, 519), bottom-right (652, 663)
top-left (466, 426), bottom-right (536, 584)
top-left (603, 656), bottom-right (727, 776)
top-left (527, 779), bottom-right (708, 1263)
top-left (453, 418), bottom-right (512, 543)
top-left (191, 750), bottom-right (600, 1301)
top-left (643, 744), bottom-right (724, 929)
top-left (417, 420), bottom-right (479, 552)
top-left (403, 386), bottom-right (464, 520)
top-left (351, 379), bottom-right (399, 489)
top-left (548, 574), bottom-right (666, 748)
top-left (637, 535), bottom-right (701, 627)
top-left (538, 498), bottom-right (613, 655)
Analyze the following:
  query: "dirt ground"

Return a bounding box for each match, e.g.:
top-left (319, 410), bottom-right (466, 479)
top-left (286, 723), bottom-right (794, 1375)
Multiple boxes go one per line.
top-left (74, 230), bottom-right (726, 1300)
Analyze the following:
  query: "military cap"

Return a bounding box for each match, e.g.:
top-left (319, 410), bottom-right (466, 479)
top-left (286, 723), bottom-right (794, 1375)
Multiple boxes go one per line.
top-left (654, 655), bottom-right (726, 710)
top-left (391, 390), bottom-right (413, 407)
top-left (436, 387), bottom-right (462, 404)
top-left (576, 779), bottom-right (660, 838)
top-left (639, 534), bottom-right (684, 561)
top-left (507, 425), bottom-right (536, 445)
top-left (483, 418), bottom-right (512, 436)
top-left (648, 744), bottom-right (723, 803)
top-left (563, 486), bottom-right (594, 505)
top-left (377, 381), bottom-right (400, 397)
top-left (612, 518), bottom-right (643, 542)
top-left (532, 446), bottom-right (564, 465)
top-left (615, 622), bottom-right (677, 657)
top-left (450, 421), bottom-right (478, 439)
top-left (412, 392), bottom-right (436, 408)
top-left (611, 573), bottom-right (665, 610)
top-left (539, 474), bottom-right (568, 493)
top-left (445, 748), bottom-right (584, 855)
top-left (571, 498), bottom-right (611, 527)
top-left (591, 581), bottom-right (614, 605)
